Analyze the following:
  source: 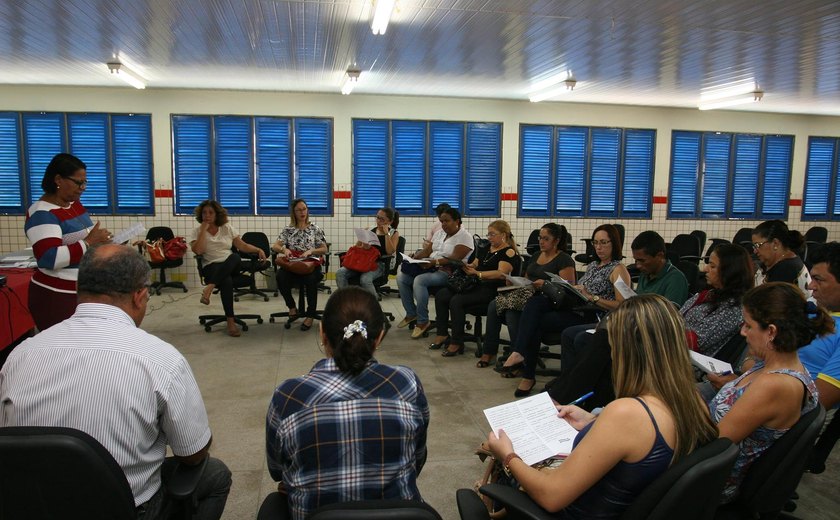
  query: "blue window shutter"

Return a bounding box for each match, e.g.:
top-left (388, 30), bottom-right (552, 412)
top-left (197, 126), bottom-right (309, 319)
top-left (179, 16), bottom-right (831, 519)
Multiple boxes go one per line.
top-left (214, 116), bottom-right (252, 214)
top-left (294, 118), bottom-right (332, 215)
top-left (0, 112), bottom-right (24, 213)
top-left (760, 135), bottom-right (793, 218)
top-left (392, 120), bottom-right (427, 215)
top-left (22, 113), bottom-right (65, 207)
top-left (172, 115), bottom-right (212, 215)
top-left (352, 119), bottom-right (389, 215)
top-left (669, 131), bottom-right (701, 217)
top-left (621, 129), bottom-right (654, 218)
top-left (256, 117), bottom-right (292, 215)
top-left (68, 113), bottom-right (111, 213)
top-left (465, 122), bottom-right (501, 216)
top-left (554, 126), bottom-right (587, 216)
top-left (111, 114), bottom-right (153, 215)
top-left (519, 125), bottom-right (553, 217)
top-left (803, 138), bottom-right (836, 219)
top-left (731, 134), bottom-right (761, 217)
top-left (700, 133), bottom-right (731, 218)
top-left (429, 121), bottom-right (462, 213)
top-left (588, 128), bottom-right (621, 216)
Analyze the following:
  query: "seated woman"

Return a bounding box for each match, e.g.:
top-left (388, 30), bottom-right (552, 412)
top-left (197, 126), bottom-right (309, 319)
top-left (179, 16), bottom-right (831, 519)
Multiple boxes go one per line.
top-left (431, 220), bottom-right (522, 357)
top-left (710, 282), bottom-right (830, 503)
top-left (272, 198), bottom-right (328, 332)
top-left (500, 224), bottom-right (630, 397)
top-left (752, 219), bottom-right (811, 295)
top-left (477, 223), bottom-right (575, 368)
top-left (190, 200), bottom-right (267, 337)
top-left (266, 287), bottom-right (429, 520)
top-left (335, 207), bottom-right (400, 296)
top-left (486, 294), bottom-right (717, 519)
top-left (396, 207), bottom-right (473, 339)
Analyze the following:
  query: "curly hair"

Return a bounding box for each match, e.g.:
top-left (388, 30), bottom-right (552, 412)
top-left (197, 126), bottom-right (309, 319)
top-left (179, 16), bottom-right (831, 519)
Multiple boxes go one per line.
top-left (193, 200), bottom-right (229, 226)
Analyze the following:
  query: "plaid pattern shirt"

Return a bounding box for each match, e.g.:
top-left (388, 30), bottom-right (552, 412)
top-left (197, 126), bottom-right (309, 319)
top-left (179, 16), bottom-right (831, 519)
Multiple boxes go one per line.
top-left (266, 358), bottom-right (429, 519)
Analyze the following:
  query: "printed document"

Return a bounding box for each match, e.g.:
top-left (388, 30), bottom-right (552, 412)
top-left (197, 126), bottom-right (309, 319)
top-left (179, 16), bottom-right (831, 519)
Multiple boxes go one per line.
top-left (689, 351), bottom-right (733, 375)
top-left (613, 277), bottom-right (637, 299)
top-left (112, 222), bottom-right (146, 245)
top-left (354, 227), bottom-right (380, 246)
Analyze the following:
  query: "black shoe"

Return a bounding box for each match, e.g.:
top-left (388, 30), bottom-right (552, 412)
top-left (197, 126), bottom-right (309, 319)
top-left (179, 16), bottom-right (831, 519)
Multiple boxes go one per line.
top-left (497, 361), bottom-right (524, 378)
top-left (514, 380), bottom-right (536, 398)
top-left (441, 344), bottom-right (465, 357)
top-left (429, 337), bottom-right (450, 350)
top-left (284, 312), bottom-right (300, 330)
top-left (300, 318), bottom-right (313, 331)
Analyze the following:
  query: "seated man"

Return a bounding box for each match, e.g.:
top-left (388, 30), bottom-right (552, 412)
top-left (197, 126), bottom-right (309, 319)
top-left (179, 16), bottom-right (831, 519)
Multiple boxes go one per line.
top-left (0, 244), bottom-right (231, 519)
top-left (803, 242), bottom-right (840, 413)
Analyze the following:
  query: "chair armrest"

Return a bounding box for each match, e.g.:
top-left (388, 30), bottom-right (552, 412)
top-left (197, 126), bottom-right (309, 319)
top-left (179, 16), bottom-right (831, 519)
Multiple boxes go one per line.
top-left (478, 484), bottom-right (554, 520)
top-left (165, 456), bottom-right (208, 501)
top-left (456, 488), bottom-right (492, 520)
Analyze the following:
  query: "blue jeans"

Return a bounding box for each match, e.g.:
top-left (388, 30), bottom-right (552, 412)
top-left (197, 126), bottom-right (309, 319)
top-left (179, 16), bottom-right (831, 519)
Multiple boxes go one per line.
top-left (335, 264), bottom-right (386, 296)
top-left (136, 456), bottom-right (232, 520)
top-left (396, 269), bottom-right (450, 324)
top-left (482, 300), bottom-right (522, 357)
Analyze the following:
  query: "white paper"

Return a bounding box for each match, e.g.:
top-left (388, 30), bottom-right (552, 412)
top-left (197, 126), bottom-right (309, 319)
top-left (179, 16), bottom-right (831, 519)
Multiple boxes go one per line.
top-left (288, 256), bottom-right (321, 262)
top-left (112, 222), bottom-right (146, 245)
top-left (354, 227), bottom-right (380, 246)
top-left (1, 256), bottom-right (31, 262)
top-left (689, 351), bottom-right (733, 375)
top-left (483, 392), bottom-right (578, 465)
top-left (613, 277), bottom-right (637, 299)
top-left (403, 256), bottom-right (433, 264)
top-left (504, 274), bottom-right (533, 287)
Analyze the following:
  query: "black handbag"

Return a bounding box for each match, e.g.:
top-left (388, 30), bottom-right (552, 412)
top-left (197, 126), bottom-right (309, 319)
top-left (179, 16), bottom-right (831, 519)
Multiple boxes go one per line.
top-left (448, 270), bottom-right (481, 294)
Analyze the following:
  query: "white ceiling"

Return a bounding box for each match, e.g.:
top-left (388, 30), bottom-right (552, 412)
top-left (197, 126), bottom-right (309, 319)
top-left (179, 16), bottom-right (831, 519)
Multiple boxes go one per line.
top-left (1, 0), bottom-right (839, 115)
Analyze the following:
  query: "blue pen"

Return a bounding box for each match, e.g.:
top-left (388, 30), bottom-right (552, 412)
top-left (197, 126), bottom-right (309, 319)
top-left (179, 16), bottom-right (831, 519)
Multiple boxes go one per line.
top-left (567, 391), bottom-right (594, 406)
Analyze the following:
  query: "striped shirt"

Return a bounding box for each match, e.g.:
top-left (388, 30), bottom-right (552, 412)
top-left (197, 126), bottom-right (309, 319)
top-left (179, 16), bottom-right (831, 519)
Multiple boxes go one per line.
top-left (266, 358), bottom-right (429, 520)
top-left (0, 303), bottom-right (212, 505)
top-left (24, 199), bottom-right (93, 293)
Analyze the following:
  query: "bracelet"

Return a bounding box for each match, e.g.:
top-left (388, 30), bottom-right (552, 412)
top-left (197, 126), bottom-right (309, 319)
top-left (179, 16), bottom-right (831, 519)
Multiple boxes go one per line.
top-left (502, 452), bottom-right (521, 475)
top-left (479, 272), bottom-right (483, 280)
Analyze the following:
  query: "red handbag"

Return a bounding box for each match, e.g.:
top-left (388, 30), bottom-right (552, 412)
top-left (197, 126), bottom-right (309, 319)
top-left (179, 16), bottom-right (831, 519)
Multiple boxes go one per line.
top-left (144, 239), bottom-right (166, 264)
top-left (276, 250), bottom-right (323, 275)
top-left (342, 246), bottom-right (381, 273)
top-left (163, 236), bottom-right (188, 260)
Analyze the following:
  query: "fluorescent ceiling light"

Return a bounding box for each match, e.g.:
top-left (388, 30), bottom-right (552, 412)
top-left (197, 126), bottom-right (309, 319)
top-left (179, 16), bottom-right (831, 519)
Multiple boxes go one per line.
top-left (698, 89), bottom-right (763, 110)
top-left (106, 62), bottom-right (146, 89)
top-left (371, 0), bottom-right (395, 35)
top-left (341, 67), bottom-right (361, 95)
top-left (699, 80), bottom-right (757, 102)
top-left (529, 75), bottom-right (577, 103)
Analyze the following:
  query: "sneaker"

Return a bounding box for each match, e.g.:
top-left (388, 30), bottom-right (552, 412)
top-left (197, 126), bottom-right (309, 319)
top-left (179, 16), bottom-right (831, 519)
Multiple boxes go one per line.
top-left (397, 316), bottom-right (417, 328)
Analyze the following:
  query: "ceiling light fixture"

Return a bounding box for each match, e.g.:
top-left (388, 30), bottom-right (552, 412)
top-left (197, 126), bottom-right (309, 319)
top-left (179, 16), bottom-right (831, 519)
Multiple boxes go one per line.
top-left (698, 88), bottom-right (764, 111)
top-left (106, 62), bottom-right (146, 89)
top-left (529, 73), bottom-right (577, 103)
top-left (370, 0), bottom-right (395, 35)
top-left (341, 66), bottom-right (362, 95)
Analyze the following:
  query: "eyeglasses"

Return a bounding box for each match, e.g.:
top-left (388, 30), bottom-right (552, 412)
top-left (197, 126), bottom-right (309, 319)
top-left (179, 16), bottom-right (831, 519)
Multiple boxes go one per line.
top-left (486, 232), bottom-right (500, 238)
top-left (752, 241), bottom-right (767, 250)
top-left (65, 177), bottom-right (87, 188)
top-left (592, 240), bottom-right (611, 246)
top-left (538, 235), bottom-right (553, 241)
top-left (375, 215), bottom-right (387, 221)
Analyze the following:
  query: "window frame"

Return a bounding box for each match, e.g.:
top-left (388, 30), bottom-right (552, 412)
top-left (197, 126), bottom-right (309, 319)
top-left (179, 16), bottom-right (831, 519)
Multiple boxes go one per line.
top-left (802, 136), bottom-right (840, 221)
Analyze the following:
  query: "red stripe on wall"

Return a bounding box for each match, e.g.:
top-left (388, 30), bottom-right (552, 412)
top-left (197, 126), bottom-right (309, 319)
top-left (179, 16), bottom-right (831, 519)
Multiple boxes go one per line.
top-left (154, 189), bottom-right (173, 198)
top-left (334, 190), bottom-right (351, 199)
top-left (501, 193), bottom-right (517, 201)
top-left (653, 196), bottom-right (667, 204)
top-left (789, 199), bottom-right (802, 207)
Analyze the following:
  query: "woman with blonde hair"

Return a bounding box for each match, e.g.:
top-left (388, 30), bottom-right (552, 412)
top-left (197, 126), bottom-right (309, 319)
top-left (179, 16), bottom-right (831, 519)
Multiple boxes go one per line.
top-left (432, 220), bottom-right (521, 357)
top-left (486, 294), bottom-right (717, 518)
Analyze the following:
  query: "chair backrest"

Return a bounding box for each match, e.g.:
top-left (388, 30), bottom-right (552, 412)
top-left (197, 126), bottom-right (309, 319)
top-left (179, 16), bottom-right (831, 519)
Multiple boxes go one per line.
top-left (732, 227), bottom-right (754, 251)
top-left (620, 438), bottom-right (739, 520)
top-left (805, 226), bottom-right (828, 244)
top-left (241, 231), bottom-right (271, 256)
top-left (0, 426), bottom-right (137, 519)
top-left (690, 230), bottom-right (707, 253)
top-left (147, 226), bottom-right (175, 242)
top-left (669, 234), bottom-right (702, 259)
top-left (390, 236), bottom-right (407, 275)
top-left (735, 405), bottom-right (826, 516)
top-left (308, 498), bottom-right (443, 520)
top-left (525, 229), bottom-right (541, 257)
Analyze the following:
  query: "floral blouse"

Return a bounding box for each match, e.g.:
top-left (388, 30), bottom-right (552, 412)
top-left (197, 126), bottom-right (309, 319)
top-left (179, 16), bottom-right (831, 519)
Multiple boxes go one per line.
top-left (278, 223), bottom-right (327, 255)
top-left (578, 260), bottom-right (622, 300)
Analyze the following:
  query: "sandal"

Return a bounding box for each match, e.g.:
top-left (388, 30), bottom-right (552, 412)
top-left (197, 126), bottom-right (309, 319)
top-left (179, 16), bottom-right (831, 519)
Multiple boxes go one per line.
top-left (200, 295), bottom-right (210, 305)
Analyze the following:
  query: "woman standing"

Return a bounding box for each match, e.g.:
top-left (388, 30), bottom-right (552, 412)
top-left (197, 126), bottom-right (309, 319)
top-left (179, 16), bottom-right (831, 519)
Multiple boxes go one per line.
top-left (335, 208), bottom-right (400, 296)
top-left (272, 199), bottom-right (328, 331)
top-left (431, 220), bottom-right (522, 357)
top-left (485, 294), bottom-right (717, 518)
top-left (710, 282), bottom-right (829, 503)
top-left (396, 207), bottom-right (473, 338)
top-left (477, 223), bottom-right (575, 368)
top-left (24, 153), bottom-right (112, 331)
top-left (752, 219), bottom-right (810, 295)
top-left (191, 199), bottom-right (267, 337)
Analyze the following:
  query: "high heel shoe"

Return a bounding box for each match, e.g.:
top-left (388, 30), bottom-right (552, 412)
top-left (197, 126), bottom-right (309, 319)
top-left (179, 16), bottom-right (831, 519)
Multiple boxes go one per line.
top-left (514, 379), bottom-right (536, 398)
top-left (496, 361), bottom-right (524, 377)
top-left (428, 337), bottom-right (450, 350)
top-left (441, 343), bottom-right (465, 357)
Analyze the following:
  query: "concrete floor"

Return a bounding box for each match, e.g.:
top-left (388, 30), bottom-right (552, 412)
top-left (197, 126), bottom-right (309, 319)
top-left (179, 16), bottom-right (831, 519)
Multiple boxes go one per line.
top-left (141, 283), bottom-right (840, 520)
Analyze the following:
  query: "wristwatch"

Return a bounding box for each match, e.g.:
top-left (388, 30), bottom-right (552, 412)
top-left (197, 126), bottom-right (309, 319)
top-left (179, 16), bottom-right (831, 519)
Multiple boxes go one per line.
top-left (591, 295), bottom-right (600, 303)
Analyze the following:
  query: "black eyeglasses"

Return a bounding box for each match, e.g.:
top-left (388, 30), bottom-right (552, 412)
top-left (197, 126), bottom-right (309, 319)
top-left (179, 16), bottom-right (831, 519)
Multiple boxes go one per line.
top-left (65, 177), bottom-right (87, 188)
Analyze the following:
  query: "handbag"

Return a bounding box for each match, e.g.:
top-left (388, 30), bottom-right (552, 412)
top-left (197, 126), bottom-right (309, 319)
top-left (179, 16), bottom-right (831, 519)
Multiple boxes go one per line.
top-left (341, 246), bottom-right (381, 273)
top-left (494, 286), bottom-right (536, 314)
top-left (276, 250), bottom-right (322, 275)
top-left (447, 269), bottom-right (481, 294)
top-left (163, 236), bottom-right (188, 261)
top-left (144, 239), bottom-right (166, 264)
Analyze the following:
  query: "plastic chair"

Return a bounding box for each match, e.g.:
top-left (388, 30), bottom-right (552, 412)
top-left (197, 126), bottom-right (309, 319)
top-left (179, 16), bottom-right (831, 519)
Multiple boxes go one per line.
top-left (145, 226), bottom-right (188, 295)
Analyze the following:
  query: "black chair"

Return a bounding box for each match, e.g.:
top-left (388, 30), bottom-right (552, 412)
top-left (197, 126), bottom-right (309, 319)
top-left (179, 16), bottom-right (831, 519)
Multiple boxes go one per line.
top-left (716, 405), bottom-right (826, 519)
top-left (524, 228), bottom-right (541, 258)
top-left (732, 227), bottom-right (754, 252)
top-left (145, 226), bottom-right (188, 295)
top-left (459, 438), bottom-right (738, 520)
top-left (233, 231), bottom-right (274, 302)
top-left (195, 255), bottom-right (263, 333)
top-left (804, 226), bottom-right (828, 244)
top-left (0, 425), bottom-right (206, 520)
top-left (690, 229), bottom-right (708, 254)
top-left (808, 408), bottom-right (840, 474)
top-left (702, 238), bottom-right (731, 262)
top-left (668, 233), bottom-right (703, 262)
top-left (336, 236), bottom-right (405, 322)
top-left (257, 492), bottom-right (442, 520)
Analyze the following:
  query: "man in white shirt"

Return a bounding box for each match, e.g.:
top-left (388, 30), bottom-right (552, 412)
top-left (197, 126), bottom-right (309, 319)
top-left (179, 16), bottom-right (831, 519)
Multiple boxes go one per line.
top-left (0, 244), bottom-right (231, 519)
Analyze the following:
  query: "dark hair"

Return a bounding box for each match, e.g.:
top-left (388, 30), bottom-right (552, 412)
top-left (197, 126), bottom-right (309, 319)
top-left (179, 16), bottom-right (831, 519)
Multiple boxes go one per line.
top-left (78, 245), bottom-right (150, 297)
top-left (322, 287), bottom-right (387, 375)
top-left (440, 207), bottom-right (462, 224)
top-left (754, 220), bottom-right (804, 252)
top-left (709, 243), bottom-right (754, 311)
top-left (742, 282), bottom-right (834, 353)
top-left (592, 224), bottom-right (622, 261)
top-left (434, 203), bottom-right (451, 217)
top-left (380, 207), bottom-right (400, 229)
top-left (193, 200), bottom-right (229, 226)
top-left (41, 153), bottom-right (86, 194)
top-left (631, 231), bottom-right (666, 257)
top-left (541, 223), bottom-right (569, 252)
top-left (289, 198), bottom-right (309, 226)
top-left (807, 242), bottom-right (840, 281)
